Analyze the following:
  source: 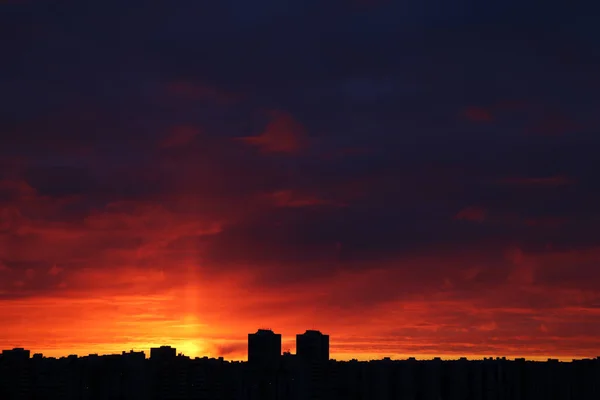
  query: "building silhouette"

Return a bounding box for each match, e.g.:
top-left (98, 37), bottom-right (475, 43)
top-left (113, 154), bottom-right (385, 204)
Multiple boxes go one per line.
top-left (150, 345), bottom-right (177, 361)
top-left (247, 329), bottom-right (282, 400)
top-left (0, 330), bottom-right (599, 399)
top-left (296, 330), bottom-right (329, 363)
top-left (248, 329), bottom-right (282, 366)
top-left (296, 330), bottom-right (330, 399)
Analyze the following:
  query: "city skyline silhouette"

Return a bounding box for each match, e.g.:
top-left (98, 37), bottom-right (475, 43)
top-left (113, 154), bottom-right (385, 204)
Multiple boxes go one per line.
top-left (2, 327), bottom-right (597, 363)
top-left (2, 329), bottom-right (599, 399)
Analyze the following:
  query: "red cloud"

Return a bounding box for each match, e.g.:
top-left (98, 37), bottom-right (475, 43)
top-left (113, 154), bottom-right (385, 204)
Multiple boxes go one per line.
top-left (0, 261), bottom-right (10, 272)
top-left (1, 163), bottom-right (598, 361)
top-left (524, 217), bottom-right (569, 228)
top-left (159, 126), bottom-right (199, 148)
top-left (238, 111), bottom-right (307, 154)
top-left (2, 233), bottom-right (599, 360)
top-left (505, 248), bottom-right (535, 285)
top-left (0, 179), bottom-right (37, 198)
top-left (526, 113), bottom-right (582, 136)
top-left (48, 264), bottom-right (63, 276)
top-left (464, 102), bottom-right (582, 137)
top-left (265, 190), bottom-right (345, 208)
top-left (454, 206), bottom-right (486, 223)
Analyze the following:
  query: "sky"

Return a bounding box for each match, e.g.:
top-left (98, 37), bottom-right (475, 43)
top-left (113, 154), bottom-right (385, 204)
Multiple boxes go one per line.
top-left (1, 0), bottom-right (600, 361)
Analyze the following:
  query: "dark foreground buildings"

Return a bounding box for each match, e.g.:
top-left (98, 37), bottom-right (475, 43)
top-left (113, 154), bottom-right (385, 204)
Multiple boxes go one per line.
top-left (1, 331), bottom-right (599, 399)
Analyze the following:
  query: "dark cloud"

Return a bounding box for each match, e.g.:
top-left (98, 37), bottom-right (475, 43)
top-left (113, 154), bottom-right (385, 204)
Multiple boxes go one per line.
top-left (238, 111), bottom-right (308, 154)
top-left (213, 342), bottom-right (247, 358)
top-left (0, 0), bottom-right (599, 358)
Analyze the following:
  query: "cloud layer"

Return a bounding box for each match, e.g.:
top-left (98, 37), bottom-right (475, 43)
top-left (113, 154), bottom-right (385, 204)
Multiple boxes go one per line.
top-left (1, 0), bottom-right (599, 360)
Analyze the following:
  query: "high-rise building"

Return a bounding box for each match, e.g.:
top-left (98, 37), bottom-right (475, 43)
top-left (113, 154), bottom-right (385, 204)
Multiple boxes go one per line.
top-left (248, 329), bottom-right (282, 366)
top-left (0, 348), bottom-right (32, 399)
top-left (296, 331), bottom-right (330, 399)
top-left (150, 346), bottom-right (176, 361)
top-left (296, 330), bottom-right (329, 363)
top-left (248, 330), bottom-right (282, 400)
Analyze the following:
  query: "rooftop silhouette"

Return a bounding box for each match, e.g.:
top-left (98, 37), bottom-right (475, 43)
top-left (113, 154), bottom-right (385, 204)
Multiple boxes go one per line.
top-left (1, 329), bottom-right (599, 399)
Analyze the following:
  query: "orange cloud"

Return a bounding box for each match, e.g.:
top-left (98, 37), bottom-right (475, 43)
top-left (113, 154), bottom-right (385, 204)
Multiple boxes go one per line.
top-left (238, 111), bottom-right (307, 153)
top-left (1, 167), bottom-right (598, 362)
top-left (1, 245), bottom-right (599, 360)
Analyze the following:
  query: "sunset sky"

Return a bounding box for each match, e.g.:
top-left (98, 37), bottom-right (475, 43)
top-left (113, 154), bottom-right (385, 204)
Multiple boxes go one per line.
top-left (1, 1), bottom-right (599, 361)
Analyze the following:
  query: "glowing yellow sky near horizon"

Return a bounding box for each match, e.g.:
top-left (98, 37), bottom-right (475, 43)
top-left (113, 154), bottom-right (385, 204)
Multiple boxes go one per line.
top-left (1, 276), bottom-right (598, 362)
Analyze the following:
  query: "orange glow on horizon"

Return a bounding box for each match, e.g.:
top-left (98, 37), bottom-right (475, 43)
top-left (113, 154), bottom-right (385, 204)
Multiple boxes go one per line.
top-left (1, 271), bottom-right (598, 361)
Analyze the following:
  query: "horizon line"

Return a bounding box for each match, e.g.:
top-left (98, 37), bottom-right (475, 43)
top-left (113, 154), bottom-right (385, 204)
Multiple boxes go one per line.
top-left (3, 347), bottom-right (598, 363)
